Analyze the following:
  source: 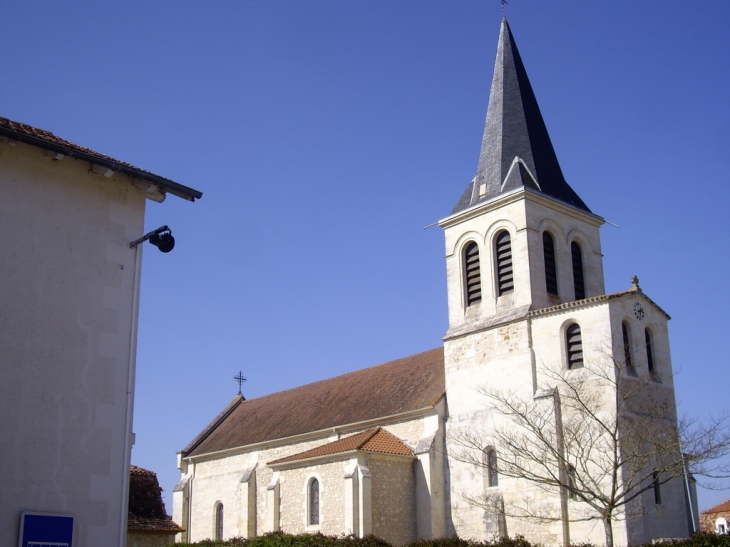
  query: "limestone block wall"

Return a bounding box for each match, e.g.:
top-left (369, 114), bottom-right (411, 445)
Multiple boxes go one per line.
top-left (127, 532), bottom-right (176, 547)
top-left (180, 414), bottom-right (435, 541)
top-left (278, 460), bottom-right (347, 535)
top-left (0, 139), bottom-right (147, 547)
top-left (370, 456), bottom-right (417, 546)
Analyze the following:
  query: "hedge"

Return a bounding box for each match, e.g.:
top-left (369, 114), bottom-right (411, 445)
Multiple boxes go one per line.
top-left (169, 531), bottom-right (730, 547)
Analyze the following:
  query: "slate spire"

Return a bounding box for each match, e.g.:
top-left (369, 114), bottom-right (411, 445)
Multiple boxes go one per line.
top-left (451, 18), bottom-right (590, 214)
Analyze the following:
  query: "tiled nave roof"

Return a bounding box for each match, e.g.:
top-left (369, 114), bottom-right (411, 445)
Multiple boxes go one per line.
top-left (184, 348), bottom-right (445, 457)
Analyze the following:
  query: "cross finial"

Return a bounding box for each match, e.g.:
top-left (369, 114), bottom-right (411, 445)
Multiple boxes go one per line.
top-left (234, 371), bottom-right (247, 396)
top-left (501, 0), bottom-right (508, 17)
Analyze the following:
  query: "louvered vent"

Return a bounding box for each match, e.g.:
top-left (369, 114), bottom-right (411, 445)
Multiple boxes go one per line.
top-left (622, 322), bottom-right (633, 372)
top-left (566, 323), bottom-right (583, 369)
top-left (464, 242), bottom-right (481, 305)
top-left (543, 232), bottom-right (558, 295)
top-left (571, 242), bottom-right (585, 300)
top-left (496, 231), bottom-right (514, 296)
top-left (645, 329), bottom-right (655, 375)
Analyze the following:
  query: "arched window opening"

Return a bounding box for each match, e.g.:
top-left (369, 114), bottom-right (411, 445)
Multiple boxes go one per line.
top-left (495, 231), bottom-right (514, 296)
top-left (215, 503), bottom-right (224, 540)
top-left (309, 478), bottom-right (320, 526)
top-left (566, 464), bottom-right (577, 500)
top-left (464, 242), bottom-right (481, 306)
top-left (652, 471), bottom-right (662, 504)
top-left (566, 323), bottom-right (583, 369)
top-left (645, 329), bottom-right (655, 376)
top-left (483, 448), bottom-right (498, 488)
top-left (716, 518), bottom-right (728, 535)
top-left (622, 322), bottom-right (635, 374)
top-left (571, 242), bottom-right (585, 300)
top-left (543, 232), bottom-right (558, 296)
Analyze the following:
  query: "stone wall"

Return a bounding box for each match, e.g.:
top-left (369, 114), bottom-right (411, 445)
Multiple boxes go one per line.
top-left (127, 532), bottom-right (176, 547)
top-left (371, 456), bottom-right (417, 546)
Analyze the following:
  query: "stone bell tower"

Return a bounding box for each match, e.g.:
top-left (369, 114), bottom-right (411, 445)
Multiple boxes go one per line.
top-left (439, 19), bottom-right (691, 546)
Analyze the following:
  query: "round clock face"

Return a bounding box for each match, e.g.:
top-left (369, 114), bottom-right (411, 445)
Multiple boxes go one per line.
top-left (633, 302), bottom-right (645, 320)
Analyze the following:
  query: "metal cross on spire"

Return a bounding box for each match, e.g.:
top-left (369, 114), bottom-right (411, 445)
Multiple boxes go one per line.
top-left (234, 371), bottom-right (247, 396)
top-left (501, 0), bottom-right (508, 17)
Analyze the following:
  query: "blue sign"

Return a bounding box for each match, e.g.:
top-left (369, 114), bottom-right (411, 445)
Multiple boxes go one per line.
top-left (19, 512), bottom-right (74, 547)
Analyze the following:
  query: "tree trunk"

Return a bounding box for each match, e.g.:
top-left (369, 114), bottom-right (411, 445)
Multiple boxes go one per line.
top-left (603, 515), bottom-right (614, 547)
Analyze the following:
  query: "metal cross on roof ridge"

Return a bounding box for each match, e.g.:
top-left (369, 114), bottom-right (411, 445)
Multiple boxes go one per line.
top-left (234, 371), bottom-right (247, 395)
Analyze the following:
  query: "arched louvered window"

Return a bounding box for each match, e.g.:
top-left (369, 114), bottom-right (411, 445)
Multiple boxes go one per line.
top-left (485, 448), bottom-right (499, 487)
top-left (567, 464), bottom-right (577, 500)
top-left (566, 323), bottom-right (583, 369)
top-left (309, 478), bottom-right (320, 525)
top-left (464, 242), bottom-right (481, 306)
top-left (571, 242), bottom-right (585, 300)
top-left (215, 502), bottom-right (224, 540)
top-left (495, 231), bottom-right (514, 296)
top-left (543, 232), bottom-right (558, 296)
top-left (645, 329), bottom-right (655, 376)
top-left (622, 322), bottom-right (634, 373)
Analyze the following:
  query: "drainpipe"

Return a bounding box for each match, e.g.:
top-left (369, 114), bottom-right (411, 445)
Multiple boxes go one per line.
top-left (119, 241), bottom-right (143, 547)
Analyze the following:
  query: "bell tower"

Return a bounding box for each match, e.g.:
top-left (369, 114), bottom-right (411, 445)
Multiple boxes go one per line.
top-left (440, 19), bottom-right (690, 545)
top-left (439, 18), bottom-right (605, 338)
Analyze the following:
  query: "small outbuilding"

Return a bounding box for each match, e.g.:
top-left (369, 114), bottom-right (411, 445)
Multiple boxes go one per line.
top-left (128, 465), bottom-right (184, 547)
top-left (701, 499), bottom-right (730, 534)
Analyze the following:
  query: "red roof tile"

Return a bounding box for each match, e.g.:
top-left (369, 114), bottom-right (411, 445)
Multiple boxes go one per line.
top-left (0, 116), bottom-right (202, 202)
top-left (703, 499), bottom-right (730, 515)
top-left (185, 348), bottom-right (445, 457)
top-left (269, 427), bottom-right (414, 465)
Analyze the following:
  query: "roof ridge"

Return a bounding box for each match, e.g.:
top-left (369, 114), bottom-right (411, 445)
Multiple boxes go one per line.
top-left (237, 347), bottom-right (443, 404)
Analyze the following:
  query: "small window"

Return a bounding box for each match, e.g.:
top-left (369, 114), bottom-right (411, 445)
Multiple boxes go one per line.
top-left (215, 503), bottom-right (224, 540)
top-left (622, 322), bottom-right (635, 374)
top-left (716, 518), bottom-right (728, 534)
top-left (566, 323), bottom-right (583, 369)
top-left (495, 231), bottom-right (514, 296)
top-left (309, 478), bottom-right (320, 526)
top-left (566, 464), bottom-right (577, 500)
top-left (571, 242), bottom-right (585, 300)
top-left (464, 242), bottom-right (482, 306)
top-left (652, 471), bottom-right (661, 504)
top-left (483, 448), bottom-right (498, 487)
top-left (645, 329), bottom-right (655, 376)
top-left (543, 232), bottom-right (558, 296)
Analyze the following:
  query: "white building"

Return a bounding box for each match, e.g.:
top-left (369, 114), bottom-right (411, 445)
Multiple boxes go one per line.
top-left (174, 19), bottom-right (696, 546)
top-left (0, 117), bottom-right (201, 546)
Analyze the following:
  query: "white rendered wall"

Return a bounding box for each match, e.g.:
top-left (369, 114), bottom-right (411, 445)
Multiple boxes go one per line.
top-left (0, 140), bottom-right (146, 546)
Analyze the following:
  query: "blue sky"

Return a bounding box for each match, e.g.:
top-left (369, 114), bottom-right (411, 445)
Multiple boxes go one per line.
top-left (2, 0), bottom-right (729, 515)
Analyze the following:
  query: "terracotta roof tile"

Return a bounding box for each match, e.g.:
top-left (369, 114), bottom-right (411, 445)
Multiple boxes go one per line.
top-left (269, 427), bottom-right (413, 465)
top-left (128, 465), bottom-right (184, 533)
top-left (185, 348), bottom-right (445, 457)
top-left (703, 499), bottom-right (730, 515)
top-left (0, 116), bottom-right (202, 201)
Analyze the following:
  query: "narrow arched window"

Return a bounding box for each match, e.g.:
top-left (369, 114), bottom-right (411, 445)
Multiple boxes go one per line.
top-left (309, 478), bottom-right (320, 525)
top-left (652, 471), bottom-right (662, 504)
top-left (215, 503), bottom-right (224, 540)
top-left (464, 242), bottom-right (481, 306)
top-left (483, 447), bottom-right (498, 488)
top-left (567, 464), bottom-right (577, 500)
top-left (571, 242), bottom-right (585, 300)
top-left (543, 232), bottom-right (558, 296)
top-left (622, 322), bottom-right (634, 374)
top-left (645, 329), bottom-right (655, 376)
top-left (495, 231), bottom-right (514, 296)
top-left (566, 323), bottom-right (583, 369)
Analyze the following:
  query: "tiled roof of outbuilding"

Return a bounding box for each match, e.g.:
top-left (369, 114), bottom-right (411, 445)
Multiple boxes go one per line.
top-left (269, 427), bottom-right (414, 465)
top-left (0, 116), bottom-right (202, 202)
top-left (184, 348), bottom-right (445, 458)
top-left (703, 499), bottom-right (730, 515)
top-left (128, 465), bottom-right (184, 534)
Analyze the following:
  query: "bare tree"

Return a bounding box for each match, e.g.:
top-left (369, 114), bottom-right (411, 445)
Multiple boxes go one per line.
top-left (450, 351), bottom-right (730, 547)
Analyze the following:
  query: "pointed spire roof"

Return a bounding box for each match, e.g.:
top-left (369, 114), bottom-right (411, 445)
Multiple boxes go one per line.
top-left (451, 19), bottom-right (590, 215)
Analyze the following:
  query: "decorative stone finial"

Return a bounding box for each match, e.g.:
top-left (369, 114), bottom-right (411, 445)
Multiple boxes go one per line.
top-left (630, 276), bottom-right (640, 290)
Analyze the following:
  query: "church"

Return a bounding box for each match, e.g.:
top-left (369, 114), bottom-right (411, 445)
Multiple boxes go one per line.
top-left (173, 19), bottom-right (695, 546)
